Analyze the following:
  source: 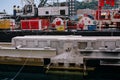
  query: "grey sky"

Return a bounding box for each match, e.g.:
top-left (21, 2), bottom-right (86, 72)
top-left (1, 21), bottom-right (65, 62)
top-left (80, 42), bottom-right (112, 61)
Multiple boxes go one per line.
top-left (0, 0), bottom-right (83, 14)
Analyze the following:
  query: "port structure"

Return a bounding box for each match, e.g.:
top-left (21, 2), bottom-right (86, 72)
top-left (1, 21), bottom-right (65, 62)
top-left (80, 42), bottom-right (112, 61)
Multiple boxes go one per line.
top-left (0, 36), bottom-right (120, 75)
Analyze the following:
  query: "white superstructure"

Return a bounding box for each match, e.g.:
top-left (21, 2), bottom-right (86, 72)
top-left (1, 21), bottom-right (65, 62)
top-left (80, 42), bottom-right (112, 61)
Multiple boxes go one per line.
top-left (38, 6), bottom-right (68, 16)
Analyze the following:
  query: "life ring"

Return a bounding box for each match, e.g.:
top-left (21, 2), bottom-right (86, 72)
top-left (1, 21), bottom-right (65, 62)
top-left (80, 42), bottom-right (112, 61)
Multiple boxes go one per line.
top-left (52, 17), bottom-right (64, 26)
top-left (77, 23), bottom-right (84, 30)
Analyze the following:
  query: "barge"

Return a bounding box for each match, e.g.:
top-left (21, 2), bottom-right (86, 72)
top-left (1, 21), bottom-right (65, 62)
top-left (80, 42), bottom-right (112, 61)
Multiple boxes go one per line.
top-left (0, 35), bottom-right (120, 74)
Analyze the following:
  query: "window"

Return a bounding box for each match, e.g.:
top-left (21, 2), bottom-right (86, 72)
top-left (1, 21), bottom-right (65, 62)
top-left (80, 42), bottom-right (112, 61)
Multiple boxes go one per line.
top-left (78, 42), bottom-right (87, 49)
top-left (60, 10), bottom-right (65, 15)
top-left (45, 11), bottom-right (49, 14)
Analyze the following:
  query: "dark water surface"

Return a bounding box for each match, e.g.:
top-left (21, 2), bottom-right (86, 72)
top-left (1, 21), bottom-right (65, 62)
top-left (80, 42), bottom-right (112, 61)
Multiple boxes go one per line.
top-left (0, 71), bottom-right (119, 80)
top-left (0, 71), bottom-right (84, 80)
top-left (0, 65), bottom-right (119, 80)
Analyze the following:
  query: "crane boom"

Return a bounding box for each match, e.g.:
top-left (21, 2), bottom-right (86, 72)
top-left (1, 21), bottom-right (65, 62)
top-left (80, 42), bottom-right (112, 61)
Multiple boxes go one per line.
top-left (38, 0), bottom-right (48, 7)
top-left (22, 0), bottom-right (34, 5)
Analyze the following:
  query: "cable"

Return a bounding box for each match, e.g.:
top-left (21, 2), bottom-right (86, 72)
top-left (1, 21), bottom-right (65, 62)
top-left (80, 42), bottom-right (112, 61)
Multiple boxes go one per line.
top-left (11, 49), bottom-right (32, 80)
top-left (11, 58), bottom-right (28, 80)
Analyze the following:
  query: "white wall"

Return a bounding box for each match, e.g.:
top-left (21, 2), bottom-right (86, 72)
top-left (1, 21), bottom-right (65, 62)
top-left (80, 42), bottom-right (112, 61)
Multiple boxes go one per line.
top-left (38, 6), bottom-right (68, 16)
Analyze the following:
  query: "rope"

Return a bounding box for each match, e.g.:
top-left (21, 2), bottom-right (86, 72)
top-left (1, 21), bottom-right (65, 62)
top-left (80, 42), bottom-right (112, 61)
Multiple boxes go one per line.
top-left (11, 58), bottom-right (29, 80)
top-left (11, 50), bottom-right (32, 80)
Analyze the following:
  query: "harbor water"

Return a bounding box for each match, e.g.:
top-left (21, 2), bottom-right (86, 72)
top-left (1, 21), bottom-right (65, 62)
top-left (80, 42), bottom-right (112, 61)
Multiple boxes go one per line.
top-left (0, 70), bottom-right (83, 80)
top-left (0, 65), bottom-right (119, 80)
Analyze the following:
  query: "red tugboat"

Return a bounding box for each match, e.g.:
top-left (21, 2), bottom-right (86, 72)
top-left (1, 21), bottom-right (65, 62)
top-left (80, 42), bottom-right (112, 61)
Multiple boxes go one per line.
top-left (1, 0), bottom-right (120, 42)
